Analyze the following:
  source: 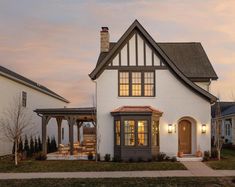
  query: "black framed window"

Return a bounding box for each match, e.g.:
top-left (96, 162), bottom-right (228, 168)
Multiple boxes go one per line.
top-left (22, 91), bottom-right (27, 107)
top-left (119, 71), bottom-right (155, 97)
top-left (132, 72), bottom-right (142, 96)
top-left (124, 120), bottom-right (135, 146)
top-left (137, 120), bottom-right (148, 146)
top-left (119, 72), bottom-right (129, 96)
top-left (144, 72), bottom-right (154, 96)
top-left (115, 121), bottom-right (121, 145)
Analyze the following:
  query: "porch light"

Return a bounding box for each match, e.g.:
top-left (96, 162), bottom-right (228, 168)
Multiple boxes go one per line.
top-left (168, 124), bottom-right (173, 133)
top-left (202, 124), bottom-right (206, 134)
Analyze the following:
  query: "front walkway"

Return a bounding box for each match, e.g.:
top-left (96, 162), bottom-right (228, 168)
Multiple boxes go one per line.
top-left (0, 162), bottom-right (235, 179)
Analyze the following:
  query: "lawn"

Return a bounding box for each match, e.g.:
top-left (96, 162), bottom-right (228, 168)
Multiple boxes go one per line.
top-left (0, 177), bottom-right (234, 187)
top-left (0, 159), bottom-right (186, 172)
top-left (206, 148), bottom-right (235, 170)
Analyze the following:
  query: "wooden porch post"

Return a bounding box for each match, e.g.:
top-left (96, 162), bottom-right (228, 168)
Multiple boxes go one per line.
top-left (68, 118), bottom-right (76, 155)
top-left (42, 116), bottom-right (50, 154)
top-left (77, 121), bottom-right (83, 142)
top-left (56, 118), bottom-right (62, 145)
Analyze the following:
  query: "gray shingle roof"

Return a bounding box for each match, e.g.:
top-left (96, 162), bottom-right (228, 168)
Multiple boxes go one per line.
top-left (158, 42), bottom-right (218, 80)
top-left (0, 65), bottom-right (69, 103)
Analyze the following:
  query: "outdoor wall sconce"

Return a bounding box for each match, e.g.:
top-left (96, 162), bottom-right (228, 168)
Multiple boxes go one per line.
top-left (202, 124), bottom-right (206, 134)
top-left (168, 124), bottom-right (173, 133)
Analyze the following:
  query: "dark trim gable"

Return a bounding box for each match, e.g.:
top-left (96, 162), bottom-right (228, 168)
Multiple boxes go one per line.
top-left (89, 20), bottom-right (217, 103)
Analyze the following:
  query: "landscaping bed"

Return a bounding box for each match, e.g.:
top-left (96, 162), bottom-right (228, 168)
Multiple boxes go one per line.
top-left (0, 159), bottom-right (186, 172)
top-left (0, 177), bottom-right (234, 187)
top-left (206, 148), bottom-right (235, 170)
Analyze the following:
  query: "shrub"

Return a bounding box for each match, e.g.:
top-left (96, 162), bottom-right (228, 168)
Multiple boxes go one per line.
top-left (35, 152), bottom-right (47, 161)
top-left (152, 155), bottom-right (157, 161)
top-left (113, 155), bottom-right (122, 162)
top-left (171, 156), bottom-right (177, 162)
top-left (147, 158), bottom-right (152, 162)
top-left (29, 136), bottom-right (35, 157)
top-left (165, 156), bottom-right (170, 161)
top-left (211, 148), bottom-right (218, 159)
top-left (24, 135), bottom-right (30, 157)
top-left (157, 152), bottom-right (166, 162)
top-left (128, 157), bottom-right (134, 163)
top-left (88, 152), bottom-right (93, 160)
top-left (137, 157), bottom-right (143, 162)
top-left (203, 151), bottom-right (210, 161)
top-left (96, 153), bottom-right (101, 161)
top-left (104, 154), bottom-right (111, 162)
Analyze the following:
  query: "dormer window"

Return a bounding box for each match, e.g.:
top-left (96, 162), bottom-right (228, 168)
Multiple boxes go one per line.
top-left (119, 71), bottom-right (155, 97)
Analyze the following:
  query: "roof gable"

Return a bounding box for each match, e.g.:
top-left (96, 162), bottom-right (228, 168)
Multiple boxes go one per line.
top-left (90, 20), bottom-right (217, 103)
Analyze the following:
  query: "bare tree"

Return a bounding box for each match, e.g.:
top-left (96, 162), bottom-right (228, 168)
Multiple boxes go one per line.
top-left (214, 100), bottom-right (224, 160)
top-left (0, 96), bottom-right (33, 166)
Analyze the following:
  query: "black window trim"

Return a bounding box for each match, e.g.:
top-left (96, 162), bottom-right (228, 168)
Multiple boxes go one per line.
top-left (118, 70), bottom-right (155, 97)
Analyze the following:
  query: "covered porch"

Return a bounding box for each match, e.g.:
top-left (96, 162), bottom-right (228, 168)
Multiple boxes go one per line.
top-left (34, 107), bottom-right (96, 160)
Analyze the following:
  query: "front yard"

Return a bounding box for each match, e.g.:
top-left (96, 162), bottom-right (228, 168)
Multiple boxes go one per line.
top-left (0, 177), bottom-right (234, 187)
top-left (206, 148), bottom-right (235, 170)
top-left (0, 159), bottom-right (186, 172)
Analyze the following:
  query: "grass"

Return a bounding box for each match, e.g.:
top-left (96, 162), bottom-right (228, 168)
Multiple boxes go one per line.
top-left (0, 159), bottom-right (186, 172)
top-left (0, 177), bottom-right (234, 187)
top-left (206, 148), bottom-right (235, 170)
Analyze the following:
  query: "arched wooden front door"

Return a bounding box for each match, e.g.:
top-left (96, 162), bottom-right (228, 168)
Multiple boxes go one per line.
top-left (178, 120), bottom-right (191, 154)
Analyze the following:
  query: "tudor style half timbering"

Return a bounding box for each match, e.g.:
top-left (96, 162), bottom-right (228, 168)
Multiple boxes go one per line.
top-left (107, 33), bottom-right (162, 67)
top-left (90, 20), bottom-right (218, 160)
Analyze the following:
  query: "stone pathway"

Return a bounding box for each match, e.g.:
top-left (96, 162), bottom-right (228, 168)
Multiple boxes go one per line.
top-left (0, 162), bottom-right (235, 179)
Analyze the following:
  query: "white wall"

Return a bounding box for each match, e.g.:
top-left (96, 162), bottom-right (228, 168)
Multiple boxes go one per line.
top-left (96, 69), bottom-right (211, 158)
top-left (0, 76), bottom-right (68, 156)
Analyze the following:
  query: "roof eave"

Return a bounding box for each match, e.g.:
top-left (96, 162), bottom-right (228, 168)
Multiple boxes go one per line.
top-left (0, 71), bottom-right (69, 103)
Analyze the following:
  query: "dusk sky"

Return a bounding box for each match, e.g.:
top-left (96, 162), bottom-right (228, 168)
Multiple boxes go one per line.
top-left (0, 0), bottom-right (235, 106)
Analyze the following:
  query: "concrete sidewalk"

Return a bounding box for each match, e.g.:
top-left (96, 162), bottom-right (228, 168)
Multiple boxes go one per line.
top-left (0, 162), bottom-right (235, 179)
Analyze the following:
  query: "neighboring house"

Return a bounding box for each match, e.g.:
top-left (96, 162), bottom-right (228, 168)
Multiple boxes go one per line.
top-left (211, 102), bottom-right (235, 145)
top-left (0, 65), bottom-right (69, 156)
top-left (89, 20), bottom-right (218, 160)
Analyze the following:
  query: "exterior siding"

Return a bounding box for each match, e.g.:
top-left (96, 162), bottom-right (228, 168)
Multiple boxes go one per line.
top-left (0, 75), bottom-right (68, 156)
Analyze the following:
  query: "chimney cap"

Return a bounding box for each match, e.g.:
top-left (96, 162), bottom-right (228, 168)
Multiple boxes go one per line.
top-left (101, 27), bottom-right (109, 32)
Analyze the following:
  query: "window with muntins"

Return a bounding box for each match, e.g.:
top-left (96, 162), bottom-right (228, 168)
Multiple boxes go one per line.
top-left (119, 72), bottom-right (129, 96)
top-left (115, 121), bottom-right (121, 145)
top-left (119, 71), bottom-right (155, 97)
top-left (124, 120), bottom-right (135, 146)
top-left (138, 120), bottom-right (148, 146)
top-left (22, 91), bottom-right (27, 107)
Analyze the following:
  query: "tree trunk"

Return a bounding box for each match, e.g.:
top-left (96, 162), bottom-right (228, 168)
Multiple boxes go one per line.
top-left (217, 149), bottom-right (221, 160)
top-left (14, 140), bottom-right (18, 166)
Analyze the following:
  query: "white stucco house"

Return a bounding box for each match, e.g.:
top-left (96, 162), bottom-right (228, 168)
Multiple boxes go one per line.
top-left (0, 65), bottom-right (69, 156)
top-left (211, 102), bottom-right (235, 145)
top-left (89, 20), bottom-right (218, 160)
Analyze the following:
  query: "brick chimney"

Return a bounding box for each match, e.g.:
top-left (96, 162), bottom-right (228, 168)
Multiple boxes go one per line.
top-left (100, 27), bottom-right (109, 52)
